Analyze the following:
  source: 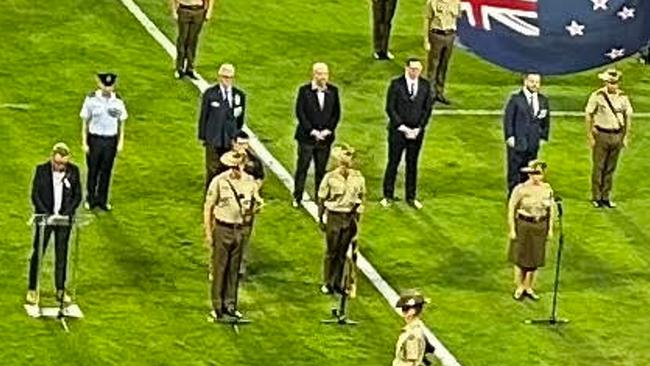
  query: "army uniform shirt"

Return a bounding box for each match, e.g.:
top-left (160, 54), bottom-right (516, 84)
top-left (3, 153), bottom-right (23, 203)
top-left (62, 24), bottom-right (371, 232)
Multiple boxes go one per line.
top-left (425, 0), bottom-right (461, 31)
top-left (509, 181), bottom-right (554, 219)
top-left (79, 91), bottom-right (128, 136)
top-left (205, 171), bottom-right (261, 224)
top-left (392, 319), bottom-right (427, 366)
top-left (585, 87), bottom-right (633, 130)
top-left (318, 167), bottom-right (366, 213)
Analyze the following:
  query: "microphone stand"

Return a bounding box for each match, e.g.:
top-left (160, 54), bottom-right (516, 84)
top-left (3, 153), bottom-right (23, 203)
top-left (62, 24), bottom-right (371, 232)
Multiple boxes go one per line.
top-left (525, 197), bottom-right (569, 325)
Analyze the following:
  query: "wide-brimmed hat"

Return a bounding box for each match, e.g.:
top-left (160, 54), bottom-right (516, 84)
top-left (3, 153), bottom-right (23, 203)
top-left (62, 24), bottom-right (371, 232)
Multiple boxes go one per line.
top-left (395, 290), bottom-right (429, 309)
top-left (51, 142), bottom-right (71, 157)
top-left (218, 63), bottom-right (235, 77)
top-left (220, 151), bottom-right (245, 167)
top-left (520, 159), bottom-right (547, 174)
top-left (332, 144), bottom-right (355, 164)
top-left (598, 68), bottom-right (622, 83)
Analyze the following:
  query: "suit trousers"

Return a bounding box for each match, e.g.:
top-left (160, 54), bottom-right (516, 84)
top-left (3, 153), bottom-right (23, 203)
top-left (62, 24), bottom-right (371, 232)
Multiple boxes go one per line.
top-left (591, 130), bottom-right (623, 201)
top-left (86, 134), bottom-right (117, 208)
top-left (372, 0), bottom-right (398, 53)
top-left (506, 147), bottom-right (538, 196)
top-left (383, 131), bottom-right (423, 201)
top-left (175, 7), bottom-right (205, 71)
top-left (211, 222), bottom-right (248, 312)
top-left (324, 211), bottom-right (358, 293)
top-left (427, 31), bottom-right (456, 97)
top-left (205, 145), bottom-right (230, 192)
top-left (293, 142), bottom-right (331, 202)
top-left (28, 224), bottom-right (71, 291)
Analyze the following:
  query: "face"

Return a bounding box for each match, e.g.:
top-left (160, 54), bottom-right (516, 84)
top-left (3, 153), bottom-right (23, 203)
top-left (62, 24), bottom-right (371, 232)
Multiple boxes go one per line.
top-left (606, 81), bottom-right (619, 93)
top-left (529, 171), bottom-right (544, 183)
top-left (98, 81), bottom-right (114, 94)
top-left (405, 61), bottom-right (422, 80)
top-left (313, 66), bottom-right (329, 86)
top-left (52, 153), bottom-right (69, 172)
top-left (401, 307), bottom-right (417, 321)
top-left (524, 74), bottom-right (541, 93)
top-left (233, 138), bottom-right (249, 154)
top-left (219, 74), bottom-right (234, 88)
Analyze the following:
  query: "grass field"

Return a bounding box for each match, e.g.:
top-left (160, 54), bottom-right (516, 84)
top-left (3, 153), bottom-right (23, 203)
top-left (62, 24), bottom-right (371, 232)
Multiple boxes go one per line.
top-left (1, 0), bottom-right (649, 365)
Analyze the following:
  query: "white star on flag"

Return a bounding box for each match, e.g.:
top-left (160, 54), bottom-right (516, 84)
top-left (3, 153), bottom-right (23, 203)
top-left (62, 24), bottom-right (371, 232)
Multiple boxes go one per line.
top-left (592, 0), bottom-right (608, 11)
top-left (565, 20), bottom-right (585, 36)
top-left (617, 6), bottom-right (635, 20)
top-left (605, 48), bottom-right (625, 59)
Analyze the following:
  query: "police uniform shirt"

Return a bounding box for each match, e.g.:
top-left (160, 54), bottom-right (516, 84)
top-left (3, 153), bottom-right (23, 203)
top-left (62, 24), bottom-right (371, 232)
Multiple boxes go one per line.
top-left (318, 167), bottom-right (366, 213)
top-left (205, 171), bottom-right (261, 224)
top-left (79, 90), bottom-right (128, 136)
top-left (509, 181), bottom-right (554, 219)
top-left (585, 87), bottom-right (633, 130)
top-left (392, 319), bottom-right (427, 366)
top-left (425, 0), bottom-right (461, 31)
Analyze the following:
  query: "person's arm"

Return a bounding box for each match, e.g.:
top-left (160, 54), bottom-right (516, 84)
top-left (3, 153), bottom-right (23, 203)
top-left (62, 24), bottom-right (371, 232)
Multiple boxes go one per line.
top-left (198, 89), bottom-right (211, 142)
top-left (504, 95), bottom-right (517, 147)
top-left (584, 93), bottom-right (598, 148)
top-left (171, 0), bottom-right (179, 18)
top-left (507, 186), bottom-right (521, 239)
top-left (80, 96), bottom-right (91, 153)
top-left (424, 0), bottom-right (433, 50)
top-left (295, 86), bottom-right (316, 136)
top-left (317, 174), bottom-right (330, 229)
top-left (117, 102), bottom-right (127, 152)
top-left (327, 86), bottom-right (341, 133)
top-left (547, 188), bottom-right (555, 239)
top-left (31, 166), bottom-right (47, 214)
top-left (235, 92), bottom-right (245, 130)
top-left (386, 80), bottom-right (403, 130)
top-left (623, 96), bottom-right (633, 147)
top-left (419, 82), bottom-right (434, 128)
top-left (540, 96), bottom-right (550, 141)
top-left (205, 0), bottom-right (214, 20)
top-left (204, 178), bottom-right (219, 246)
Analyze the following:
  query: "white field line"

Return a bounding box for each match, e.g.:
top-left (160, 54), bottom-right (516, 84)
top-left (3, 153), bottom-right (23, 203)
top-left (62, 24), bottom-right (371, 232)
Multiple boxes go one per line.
top-left (432, 109), bottom-right (650, 118)
top-left (120, 1), bottom-right (464, 364)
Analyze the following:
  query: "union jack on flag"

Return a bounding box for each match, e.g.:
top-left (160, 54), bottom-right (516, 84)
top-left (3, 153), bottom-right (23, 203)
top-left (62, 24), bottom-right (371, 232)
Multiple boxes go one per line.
top-left (457, 0), bottom-right (650, 74)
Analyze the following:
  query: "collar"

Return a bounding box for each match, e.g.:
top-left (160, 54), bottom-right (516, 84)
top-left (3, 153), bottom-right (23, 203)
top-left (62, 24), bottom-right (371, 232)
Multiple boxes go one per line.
top-left (95, 90), bottom-right (116, 100)
top-left (404, 75), bottom-right (418, 84)
top-left (522, 88), bottom-right (537, 99)
top-left (402, 319), bottom-right (423, 331)
top-left (311, 81), bottom-right (328, 92)
top-left (599, 86), bottom-right (621, 96)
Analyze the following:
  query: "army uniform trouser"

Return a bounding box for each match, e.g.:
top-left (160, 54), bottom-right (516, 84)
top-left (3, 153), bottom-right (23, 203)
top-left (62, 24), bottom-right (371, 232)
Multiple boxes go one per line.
top-left (591, 128), bottom-right (624, 201)
top-left (211, 221), bottom-right (250, 313)
top-left (372, 0), bottom-right (398, 54)
top-left (175, 5), bottom-right (206, 72)
top-left (427, 30), bottom-right (456, 97)
top-left (324, 211), bottom-right (358, 293)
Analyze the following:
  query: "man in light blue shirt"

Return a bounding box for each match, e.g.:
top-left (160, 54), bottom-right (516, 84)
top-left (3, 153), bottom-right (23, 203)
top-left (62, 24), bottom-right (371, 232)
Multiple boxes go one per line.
top-left (79, 73), bottom-right (128, 211)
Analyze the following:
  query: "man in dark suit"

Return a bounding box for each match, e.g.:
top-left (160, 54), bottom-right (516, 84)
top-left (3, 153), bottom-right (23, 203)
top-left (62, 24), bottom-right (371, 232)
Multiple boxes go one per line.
top-left (381, 58), bottom-right (434, 210)
top-left (198, 63), bottom-right (246, 191)
top-left (292, 62), bottom-right (341, 207)
top-left (503, 73), bottom-right (551, 196)
top-left (27, 143), bottom-right (82, 305)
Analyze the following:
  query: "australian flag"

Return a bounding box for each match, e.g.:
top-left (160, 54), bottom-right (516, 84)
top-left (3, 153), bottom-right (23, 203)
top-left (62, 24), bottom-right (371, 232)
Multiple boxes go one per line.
top-left (457, 0), bottom-right (650, 74)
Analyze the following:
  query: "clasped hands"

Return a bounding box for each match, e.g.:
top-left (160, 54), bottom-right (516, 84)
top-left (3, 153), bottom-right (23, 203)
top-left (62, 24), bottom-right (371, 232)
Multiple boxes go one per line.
top-left (310, 129), bottom-right (332, 141)
top-left (398, 125), bottom-right (420, 140)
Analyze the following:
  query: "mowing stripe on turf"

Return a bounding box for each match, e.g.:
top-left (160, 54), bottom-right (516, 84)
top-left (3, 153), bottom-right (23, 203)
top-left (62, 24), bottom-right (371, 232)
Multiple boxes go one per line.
top-left (119, 1), bottom-right (461, 364)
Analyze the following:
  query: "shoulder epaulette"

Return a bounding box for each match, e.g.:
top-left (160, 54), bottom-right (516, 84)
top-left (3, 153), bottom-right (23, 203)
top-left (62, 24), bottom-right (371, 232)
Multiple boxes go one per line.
top-left (87, 91), bottom-right (96, 97)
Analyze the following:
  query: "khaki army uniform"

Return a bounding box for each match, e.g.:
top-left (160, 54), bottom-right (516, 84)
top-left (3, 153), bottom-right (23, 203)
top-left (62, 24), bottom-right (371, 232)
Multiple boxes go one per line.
top-left (425, 0), bottom-right (461, 98)
top-left (508, 180), bottom-right (554, 269)
top-left (205, 170), bottom-right (262, 314)
top-left (585, 87), bottom-right (633, 202)
top-left (318, 166), bottom-right (365, 294)
top-left (392, 319), bottom-right (427, 366)
top-left (175, 0), bottom-right (208, 73)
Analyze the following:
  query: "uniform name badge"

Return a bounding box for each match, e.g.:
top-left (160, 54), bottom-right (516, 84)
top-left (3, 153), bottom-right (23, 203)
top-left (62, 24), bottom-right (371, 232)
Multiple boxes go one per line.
top-left (537, 109), bottom-right (548, 119)
top-left (210, 101), bottom-right (221, 108)
top-left (234, 94), bottom-right (241, 106)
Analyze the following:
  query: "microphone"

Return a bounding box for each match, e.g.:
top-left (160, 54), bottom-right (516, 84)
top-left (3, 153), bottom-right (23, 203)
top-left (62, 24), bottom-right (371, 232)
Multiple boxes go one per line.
top-left (555, 196), bottom-right (563, 217)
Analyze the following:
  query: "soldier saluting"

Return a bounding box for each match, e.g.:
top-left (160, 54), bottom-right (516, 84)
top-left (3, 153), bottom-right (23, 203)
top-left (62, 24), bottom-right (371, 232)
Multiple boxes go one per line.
top-left (204, 151), bottom-right (263, 320)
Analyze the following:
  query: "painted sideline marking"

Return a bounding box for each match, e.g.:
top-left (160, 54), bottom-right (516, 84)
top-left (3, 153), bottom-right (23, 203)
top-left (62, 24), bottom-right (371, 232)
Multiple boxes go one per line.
top-left (432, 109), bottom-right (649, 118)
top-left (119, 1), bottom-right (462, 364)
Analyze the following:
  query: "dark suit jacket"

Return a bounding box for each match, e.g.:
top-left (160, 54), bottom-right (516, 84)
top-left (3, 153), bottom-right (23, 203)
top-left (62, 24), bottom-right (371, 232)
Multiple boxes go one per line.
top-left (31, 161), bottom-right (82, 216)
top-left (294, 82), bottom-right (341, 144)
top-left (198, 84), bottom-right (246, 149)
top-left (503, 90), bottom-right (551, 153)
top-left (386, 75), bottom-right (434, 133)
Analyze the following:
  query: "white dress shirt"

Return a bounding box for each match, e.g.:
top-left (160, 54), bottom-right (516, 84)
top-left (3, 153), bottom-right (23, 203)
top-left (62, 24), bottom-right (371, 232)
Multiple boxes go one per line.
top-left (220, 85), bottom-right (233, 108)
top-left (523, 87), bottom-right (539, 116)
top-left (52, 170), bottom-right (65, 214)
top-left (406, 77), bottom-right (418, 99)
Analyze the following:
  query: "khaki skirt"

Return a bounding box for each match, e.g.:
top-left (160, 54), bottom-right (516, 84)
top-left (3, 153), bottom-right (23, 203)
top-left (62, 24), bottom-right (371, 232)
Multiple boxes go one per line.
top-left (508, 216), bottom-right (549, 269)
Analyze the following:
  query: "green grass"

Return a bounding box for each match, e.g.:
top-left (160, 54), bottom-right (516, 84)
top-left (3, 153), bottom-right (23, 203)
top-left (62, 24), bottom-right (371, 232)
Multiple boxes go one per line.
top-left (1, 0), bottom-right (649, 365)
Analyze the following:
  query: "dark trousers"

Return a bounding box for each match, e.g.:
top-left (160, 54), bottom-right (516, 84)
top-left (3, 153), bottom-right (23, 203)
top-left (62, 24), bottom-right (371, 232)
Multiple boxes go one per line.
top-left (383, 132), bottom-right (423, 201)
top-left (28, 225), bottom-right (71, 291)
top-left (205, 145), bottom-right (230, 192)
top-left (211, 222), bottom-right (247, 312)
top-left (506, 147), bottom-right (538, 196)
top-left (591, 130), bottom-right (624, 201)
top-left (427, 31), bottom-right (456, 97)
top-left (293, 142), bottom-right (331, 201)
top-left (372, 0), bottom-right (398, 53)
top-left (86, 134), bottom-right (117, 208)
top-left (175, 7), bottom-right (206, 72)
top-left (324, 212), bottom-right (357, 293)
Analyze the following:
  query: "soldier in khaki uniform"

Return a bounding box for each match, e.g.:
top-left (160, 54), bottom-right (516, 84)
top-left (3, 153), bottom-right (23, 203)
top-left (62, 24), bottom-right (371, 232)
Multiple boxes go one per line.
top-left (392, 291), bottom-right (434, 366)
top-left (585, 69), bottom-right (634, 208)
top-left (507, 160), bottom-right (555, 301)
top-left (317, 145), bottom-right (365, 295)
top-left (204, 151), bottom-right (263, 319)
top-left (171, 0), bottom-right (215, 79)
top-left (424, 0), bottom-right (461, 105)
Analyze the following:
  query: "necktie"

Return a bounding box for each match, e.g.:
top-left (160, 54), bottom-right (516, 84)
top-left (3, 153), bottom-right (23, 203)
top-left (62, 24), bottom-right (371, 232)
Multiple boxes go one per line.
top-left (224, 88), bottom-right (231, 107)
top-left (409, 83), bottom-right (415, 99)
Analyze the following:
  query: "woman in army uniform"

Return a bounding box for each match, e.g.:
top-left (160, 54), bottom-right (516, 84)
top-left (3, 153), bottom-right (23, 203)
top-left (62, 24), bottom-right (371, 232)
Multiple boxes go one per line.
top-left (507, 160), bottom-right (555, 301)
top-left (392, 291), bottom-right (434, 366)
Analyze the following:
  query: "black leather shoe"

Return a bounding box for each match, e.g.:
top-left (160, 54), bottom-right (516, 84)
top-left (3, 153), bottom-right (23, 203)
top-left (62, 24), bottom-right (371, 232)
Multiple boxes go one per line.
top-left (524, 289), bottom-right (540, 301)
top-left (601, 200), bottom-right (617, 208)
top-left (174, 69), bottom-right (184, 79)
top-left (435, 95), bottom-right (452, 105)
top-left (185, 70), bottom-right (198, 80)
top-left (591, 200), bottom-right (603, 208)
